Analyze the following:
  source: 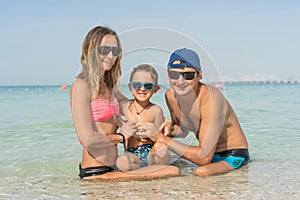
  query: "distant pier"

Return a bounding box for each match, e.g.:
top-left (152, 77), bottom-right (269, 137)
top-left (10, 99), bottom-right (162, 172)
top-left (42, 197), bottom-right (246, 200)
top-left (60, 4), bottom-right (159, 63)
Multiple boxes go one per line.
top-left (208, 79), bottom-right (299, 86)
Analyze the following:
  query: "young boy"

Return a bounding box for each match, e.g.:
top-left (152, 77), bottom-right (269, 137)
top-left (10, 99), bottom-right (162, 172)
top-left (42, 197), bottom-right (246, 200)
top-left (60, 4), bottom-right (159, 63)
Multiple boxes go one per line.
top-left (116, 64), bottom-right (170, 171)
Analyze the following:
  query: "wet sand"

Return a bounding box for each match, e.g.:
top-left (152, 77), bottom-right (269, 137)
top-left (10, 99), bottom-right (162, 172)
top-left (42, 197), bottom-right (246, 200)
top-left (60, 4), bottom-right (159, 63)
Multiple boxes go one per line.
top-left (78, 159), bottom-right (300, 200)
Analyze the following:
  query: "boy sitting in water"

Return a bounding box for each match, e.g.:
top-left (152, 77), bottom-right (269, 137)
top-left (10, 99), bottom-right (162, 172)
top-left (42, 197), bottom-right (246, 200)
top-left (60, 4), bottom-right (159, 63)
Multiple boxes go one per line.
top-left (116, 64), bottom-right (170, 171)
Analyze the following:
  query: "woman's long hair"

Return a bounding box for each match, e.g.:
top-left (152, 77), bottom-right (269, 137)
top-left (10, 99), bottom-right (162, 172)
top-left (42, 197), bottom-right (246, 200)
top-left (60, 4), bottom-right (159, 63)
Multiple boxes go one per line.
top-left (77, 26), bottom-right (122, 97)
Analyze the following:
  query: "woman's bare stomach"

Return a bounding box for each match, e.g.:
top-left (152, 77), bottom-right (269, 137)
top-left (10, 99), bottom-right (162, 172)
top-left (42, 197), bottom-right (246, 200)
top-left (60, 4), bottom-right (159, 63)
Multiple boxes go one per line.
top-left (81, 146), bottom-right (118, 168)
top-left (82, 121), bottom-right (118, 168)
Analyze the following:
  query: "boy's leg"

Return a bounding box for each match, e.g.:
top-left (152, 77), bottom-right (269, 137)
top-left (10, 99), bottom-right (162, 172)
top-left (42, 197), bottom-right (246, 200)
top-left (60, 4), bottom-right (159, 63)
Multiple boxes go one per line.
top-left (116, 153), bottom-right (141, 171)
top-left (147, 142), bottom-right (170, 165)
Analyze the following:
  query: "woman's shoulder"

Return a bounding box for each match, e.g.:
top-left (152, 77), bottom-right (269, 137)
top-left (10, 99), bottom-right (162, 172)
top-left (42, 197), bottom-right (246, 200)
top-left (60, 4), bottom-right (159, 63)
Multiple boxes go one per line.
top-left (70, 78), bottom-right (91, 97)
top-left (71, 78), bottom-right (89, 90)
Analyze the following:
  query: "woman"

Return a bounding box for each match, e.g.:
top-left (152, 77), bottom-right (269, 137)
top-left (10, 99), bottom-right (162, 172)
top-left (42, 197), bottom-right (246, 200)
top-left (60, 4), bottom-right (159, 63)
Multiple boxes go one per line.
top-left (70, 26), bottom-right (179, 180)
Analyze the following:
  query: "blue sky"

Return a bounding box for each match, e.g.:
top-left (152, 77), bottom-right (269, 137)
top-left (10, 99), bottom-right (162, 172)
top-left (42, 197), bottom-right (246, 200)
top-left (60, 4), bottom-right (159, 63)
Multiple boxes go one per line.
top-left (0, 0), bottom-right (299, 85)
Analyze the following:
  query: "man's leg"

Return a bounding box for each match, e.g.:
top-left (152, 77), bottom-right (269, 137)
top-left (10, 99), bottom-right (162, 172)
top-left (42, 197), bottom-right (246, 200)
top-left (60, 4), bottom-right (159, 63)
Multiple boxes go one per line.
top-left (193, 161), bottom-right (233, 176)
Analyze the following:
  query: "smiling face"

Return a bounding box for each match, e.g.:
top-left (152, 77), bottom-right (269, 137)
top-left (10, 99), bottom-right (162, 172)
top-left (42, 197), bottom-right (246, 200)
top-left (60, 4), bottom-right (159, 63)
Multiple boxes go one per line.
top-left (99, 34), bottom-right (120, 71)
top-left (129, 71), bottom-right (158, 103)
top-left (168, 67), bottom-right (202, 96)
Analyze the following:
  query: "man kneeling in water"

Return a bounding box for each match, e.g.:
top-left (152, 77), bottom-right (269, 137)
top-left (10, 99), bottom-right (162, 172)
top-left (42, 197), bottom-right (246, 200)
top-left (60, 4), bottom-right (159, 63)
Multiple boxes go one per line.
top-left (140, 48), bottom-right (250, 176)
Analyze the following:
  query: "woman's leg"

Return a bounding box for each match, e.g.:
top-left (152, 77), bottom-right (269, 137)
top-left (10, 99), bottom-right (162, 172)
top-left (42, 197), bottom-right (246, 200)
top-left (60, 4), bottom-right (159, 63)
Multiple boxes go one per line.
top-left (82, 165), bottom-right (180, 181)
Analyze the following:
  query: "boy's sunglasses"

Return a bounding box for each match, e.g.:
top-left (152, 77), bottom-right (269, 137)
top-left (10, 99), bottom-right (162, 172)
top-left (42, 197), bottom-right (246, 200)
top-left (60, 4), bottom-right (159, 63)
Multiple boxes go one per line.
top-left (129, 82), bottom-right (156, 91)
top-left (98, 46), bottom-right (121, 56)
top-left (168, 70), bottom-right (197, 80)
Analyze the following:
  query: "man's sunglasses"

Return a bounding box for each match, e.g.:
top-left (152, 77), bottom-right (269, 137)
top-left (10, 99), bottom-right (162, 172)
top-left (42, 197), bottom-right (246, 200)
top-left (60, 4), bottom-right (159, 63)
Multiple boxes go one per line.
top-left (129, 82), bottom-right (157, 91)
top-left (98, 46), bottom-right (121, 56)
top-left (168, 70), bottom-right (197, 80)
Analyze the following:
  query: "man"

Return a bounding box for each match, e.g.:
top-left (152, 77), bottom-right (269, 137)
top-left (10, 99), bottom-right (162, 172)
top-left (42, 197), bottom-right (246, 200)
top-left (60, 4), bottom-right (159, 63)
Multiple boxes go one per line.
top-left (142, 48), bottom-right (249, 176)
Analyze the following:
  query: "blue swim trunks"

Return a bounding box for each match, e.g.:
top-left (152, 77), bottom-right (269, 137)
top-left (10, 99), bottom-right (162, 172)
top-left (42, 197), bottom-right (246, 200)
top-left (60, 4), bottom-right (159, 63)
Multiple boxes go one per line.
top-left (212, 149), bottom-right (250, 169)
top-left (127, 144), bottom-right (154, 167)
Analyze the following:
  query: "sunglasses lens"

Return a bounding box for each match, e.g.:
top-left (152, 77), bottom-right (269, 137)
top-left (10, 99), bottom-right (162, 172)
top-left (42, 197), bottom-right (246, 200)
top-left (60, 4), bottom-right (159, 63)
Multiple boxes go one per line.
top-left (168, 71), bottom-right (196, 80)
top-left (98, 46), bottom-right (109, 55)
top-left (98, 46), bottom-right (120, 56)
top-left (131, 82), bottom-right (141, 90)
top-left (144, 83), bottom-right (154, 90)
top-left (130, 82), bottom-right (155, 90)
top-left (183, 72), bottom-right (196, 80)
top-left (168, 71), bottom-right (180, 79)
top-left (111, 47), bottom-right (121, 56)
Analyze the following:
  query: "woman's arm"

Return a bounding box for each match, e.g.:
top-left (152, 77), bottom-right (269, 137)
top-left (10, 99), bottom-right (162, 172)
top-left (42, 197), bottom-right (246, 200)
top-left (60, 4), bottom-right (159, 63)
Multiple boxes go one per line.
top-left (70, 79), bottom-right (123, 148)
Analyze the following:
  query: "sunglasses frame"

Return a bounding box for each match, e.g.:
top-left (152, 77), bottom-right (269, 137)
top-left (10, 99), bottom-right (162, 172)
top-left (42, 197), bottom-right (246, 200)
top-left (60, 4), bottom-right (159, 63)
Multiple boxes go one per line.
top-left (129, 82), bottom-right (157, 91)
top-left (168, 70), bottom-right (198, 80)
top-left (98, 46), bottom-right (121, 56)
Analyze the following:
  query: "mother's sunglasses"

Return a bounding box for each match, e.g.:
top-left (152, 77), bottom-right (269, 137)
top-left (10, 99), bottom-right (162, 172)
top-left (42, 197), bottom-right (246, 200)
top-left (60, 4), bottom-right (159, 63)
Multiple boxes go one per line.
top-left (168, 70), bottom-right (197, 80)
top-left (129, 82), bottom-right (156, 91)
top-left (98, 46), bottom-right (121, 56)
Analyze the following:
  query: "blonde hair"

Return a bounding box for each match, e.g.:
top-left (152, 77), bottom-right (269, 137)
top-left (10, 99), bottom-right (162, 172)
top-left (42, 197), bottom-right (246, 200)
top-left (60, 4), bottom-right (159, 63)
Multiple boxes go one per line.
top-left (77, 26), bottom-right (122, 97)
top-left (130, 64), bottom-right (159, 84)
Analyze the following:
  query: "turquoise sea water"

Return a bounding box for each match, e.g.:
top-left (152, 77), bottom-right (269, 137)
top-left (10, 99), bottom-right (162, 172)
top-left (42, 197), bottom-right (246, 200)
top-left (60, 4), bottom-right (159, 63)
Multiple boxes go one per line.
top-left (0, 84), bottom-right (299, 199)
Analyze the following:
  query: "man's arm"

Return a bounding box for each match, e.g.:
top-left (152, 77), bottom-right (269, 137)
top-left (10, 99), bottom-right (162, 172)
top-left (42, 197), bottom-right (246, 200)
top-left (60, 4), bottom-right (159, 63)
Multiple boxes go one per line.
top-left (197, 86), bottom-right (227, 158)
top-left (146, 86), bottom-right (226, 166)
top-left (165, 91), bottom-right (189, 138)
top-left (141, 127), bottom-right (214, 166)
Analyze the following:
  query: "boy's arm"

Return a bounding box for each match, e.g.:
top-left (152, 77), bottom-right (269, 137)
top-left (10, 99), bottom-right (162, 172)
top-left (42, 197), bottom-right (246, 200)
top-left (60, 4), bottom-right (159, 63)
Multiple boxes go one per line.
top-left (118, 100), bottom-right (139, 149)
top-left (150, 105), bottom-right (165, 128)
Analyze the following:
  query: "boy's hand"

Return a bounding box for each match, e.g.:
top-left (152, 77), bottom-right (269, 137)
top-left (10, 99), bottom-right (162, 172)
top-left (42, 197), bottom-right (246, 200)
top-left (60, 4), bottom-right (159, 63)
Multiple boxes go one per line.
top-left (120, 121), bottom-right (137, 140)
top-left (136, 122), bottom-right (164, 142)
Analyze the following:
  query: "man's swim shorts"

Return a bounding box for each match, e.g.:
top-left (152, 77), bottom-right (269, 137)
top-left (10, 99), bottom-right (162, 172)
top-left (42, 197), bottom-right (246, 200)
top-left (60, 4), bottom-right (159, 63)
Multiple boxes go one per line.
top-left (212, 149), bottom-right (250, 169)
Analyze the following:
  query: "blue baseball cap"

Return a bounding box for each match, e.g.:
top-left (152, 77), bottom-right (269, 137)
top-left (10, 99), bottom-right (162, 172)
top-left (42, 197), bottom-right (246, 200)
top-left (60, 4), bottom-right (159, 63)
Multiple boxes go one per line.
top-left (167, 48), bottom-right (201, 70)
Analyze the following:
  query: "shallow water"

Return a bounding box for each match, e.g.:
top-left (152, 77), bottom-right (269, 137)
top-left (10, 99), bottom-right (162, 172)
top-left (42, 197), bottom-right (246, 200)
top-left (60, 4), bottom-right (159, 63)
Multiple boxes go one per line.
top-left (0, 84), bottom-right (299, 199)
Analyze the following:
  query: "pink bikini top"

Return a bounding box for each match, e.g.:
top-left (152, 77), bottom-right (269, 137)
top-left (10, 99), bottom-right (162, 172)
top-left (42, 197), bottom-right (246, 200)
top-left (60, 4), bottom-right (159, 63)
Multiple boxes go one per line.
top-left (90, 97), bottom-right (119, 122)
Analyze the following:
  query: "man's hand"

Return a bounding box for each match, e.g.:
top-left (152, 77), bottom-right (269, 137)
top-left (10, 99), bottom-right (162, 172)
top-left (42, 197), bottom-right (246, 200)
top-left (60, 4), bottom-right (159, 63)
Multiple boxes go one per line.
top-left (136, 122), bottom-right (164, 142)
top-left (163, 118), bottom-right (172, 136)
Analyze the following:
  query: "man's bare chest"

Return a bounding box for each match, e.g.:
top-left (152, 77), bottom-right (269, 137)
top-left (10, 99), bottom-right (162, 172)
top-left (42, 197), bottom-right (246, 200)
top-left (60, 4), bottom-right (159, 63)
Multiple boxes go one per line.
top-left (173, 102), bottom-right (200, 132)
